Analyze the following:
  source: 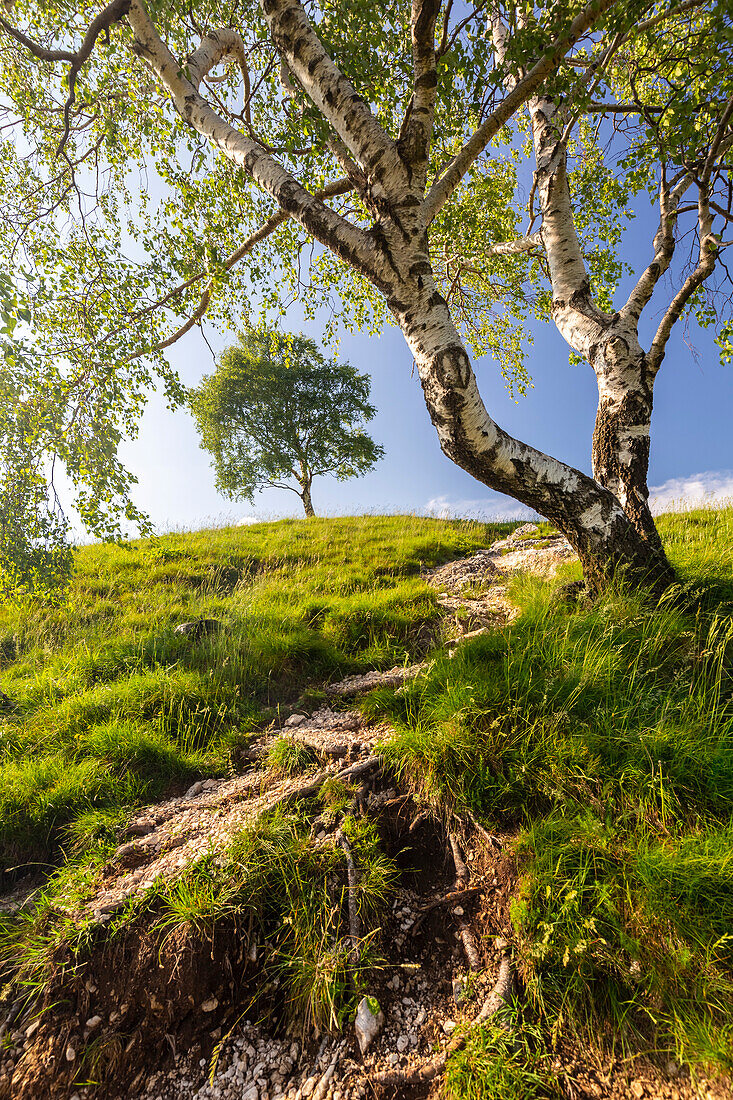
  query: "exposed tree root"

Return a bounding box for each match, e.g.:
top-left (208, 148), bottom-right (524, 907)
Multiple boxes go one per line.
top-left (410, 886), bottom-right (482, 933)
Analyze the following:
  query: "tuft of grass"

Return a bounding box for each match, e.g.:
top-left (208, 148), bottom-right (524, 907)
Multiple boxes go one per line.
top-left (151, 808), bottom-right (397, 1034)
top-left (266, 737), bottom-right (319, 775)
top-left (445, 1008), bottom-right (560, 1100)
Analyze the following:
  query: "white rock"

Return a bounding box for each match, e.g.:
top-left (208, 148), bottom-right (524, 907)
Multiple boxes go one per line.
top-left (201, 998), bottom-right (219, 1012)
top-left (285, 714), bottom-right (306, 727)
top-left (442, 1020), bottom-right (456, 1035)
top-left (85, 1015), bottom-right (102, 1030)
top-left (354, 997), bottom-right (384, 1055)
top-left (65, 1044), bottom-right (76, 1062)
top-left (396, 1035), bottom-right (409, 1053)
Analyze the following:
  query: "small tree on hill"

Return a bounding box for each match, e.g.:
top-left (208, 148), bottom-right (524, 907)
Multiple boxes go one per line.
top-left (190, 329), bottom-right (383, 517)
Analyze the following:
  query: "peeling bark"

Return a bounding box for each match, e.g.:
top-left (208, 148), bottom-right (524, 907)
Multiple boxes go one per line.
top-left (591, 331), bottom-right (663, 551)
top-left (386, 254), bottom-right (672, 592)
top-left (526, 88), bottom-right (672, 566)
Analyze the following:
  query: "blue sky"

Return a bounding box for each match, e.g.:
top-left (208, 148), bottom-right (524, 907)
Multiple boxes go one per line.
top-left (116, 197), bottom-right (733, 533)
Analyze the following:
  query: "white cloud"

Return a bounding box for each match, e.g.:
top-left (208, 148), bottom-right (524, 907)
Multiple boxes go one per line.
top-left (424, 494), bottom-right (537, 522)
top-left (425, 470), bottom-right (733, 524)
top-left (648, 470), bottom-right (733, 514)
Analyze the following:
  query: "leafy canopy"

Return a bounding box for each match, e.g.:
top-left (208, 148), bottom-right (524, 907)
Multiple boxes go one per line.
top-left (189, 328), bottom-right (384, 513)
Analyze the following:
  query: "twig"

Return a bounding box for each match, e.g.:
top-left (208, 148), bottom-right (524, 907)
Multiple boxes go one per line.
top-left (410, 886), bottom-right (482, 933)
top-left (336, 827), bottom-right (361, 961)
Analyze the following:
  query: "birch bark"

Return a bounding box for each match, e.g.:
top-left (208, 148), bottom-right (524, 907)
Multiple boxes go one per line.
top-left (527, 89), bottom-right (668, 555)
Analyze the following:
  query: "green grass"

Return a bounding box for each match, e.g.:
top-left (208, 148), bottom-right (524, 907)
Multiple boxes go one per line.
top-left (374, 506), bottom-right (733, 1075)
top-left (0, 515), bottom-right (507, 868)
top-left (445, 1008), bottom-right (560, 1100)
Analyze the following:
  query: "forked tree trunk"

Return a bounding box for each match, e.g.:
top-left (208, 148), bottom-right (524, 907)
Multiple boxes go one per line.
top-left (126, 0), bottom-right (679, 595)
top-left (388, 265), bottom-right (674, 594)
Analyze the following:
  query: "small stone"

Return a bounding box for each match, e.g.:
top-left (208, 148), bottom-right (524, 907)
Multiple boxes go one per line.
top-left (354, 997), bottom-right (384, 1055)
top-left (174, 618), bottom-right (222, 640)
top-left (396, 1035), bottom-right (409, 1053)
top-left (630, 1082), bottom-right (645, 1099)
top-left (666, 1061), bottom-right (679, 1077)
top-left (65, 1044), bottom-right (76, 1062)
top-left (85, 1016), bottom-right (102, 1030)
top-left (201, 998), bottom-right (219, 1012)
top-left (442, 1020), bottom-right (456, 1035)
top-left (494, 936), bottom-right (508, 951)
top-left (25, 1021), bottom-right (40, 1039)
top-left (285, 714), bottom-right (306, 728)
top-left (301, 1077), bottom-right (317, 1097)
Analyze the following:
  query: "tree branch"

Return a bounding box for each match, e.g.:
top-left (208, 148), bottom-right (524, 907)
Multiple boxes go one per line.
top-left (0, 0), bottom-right (132, 155)
top-left (621, 168), bottom-right (684, 323)
top-left (155, 178), bottom-right (353, 352)
top-left (260, 0), bottom-right (404, 196)
top-left (648, 186), bottom-right (719, 372)
top-left (424, 0), bottom-right (619, 223)
top-left (441, 231), bottom-right (544, 268)
top-left (399, 0), bottom-right (441, 192)
top-left (585, 101), bottom-right (664, 113)
top-left (126, 1), bottom-right (381, 287)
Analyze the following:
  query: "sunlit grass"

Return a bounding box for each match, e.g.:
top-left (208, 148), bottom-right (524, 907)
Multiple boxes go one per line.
top-left (0, 515), bottom-right (506, 864)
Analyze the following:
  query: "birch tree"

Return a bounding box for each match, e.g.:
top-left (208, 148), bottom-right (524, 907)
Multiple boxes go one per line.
top-left (0, 0), bottom-right (730, 591)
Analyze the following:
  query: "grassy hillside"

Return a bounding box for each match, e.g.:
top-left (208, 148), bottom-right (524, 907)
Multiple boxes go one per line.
top-left (1, 507), bottom-right (732, 1085)
top-left (0, 515), bottom-right (507, 866)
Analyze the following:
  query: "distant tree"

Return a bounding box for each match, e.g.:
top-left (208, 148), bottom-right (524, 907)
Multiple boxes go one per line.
top-left (190, 329), bottom-right (383, 517)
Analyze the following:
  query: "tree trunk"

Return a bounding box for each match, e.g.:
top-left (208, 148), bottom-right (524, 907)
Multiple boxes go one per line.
top-left (591, 335), bottom-right (663, 551)
top-left (301, 481), bottom-right (316, 517)
top-left (526, 93), bottom-right (671, 571)
top-left (388, 267), bottom-right (674, 594)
